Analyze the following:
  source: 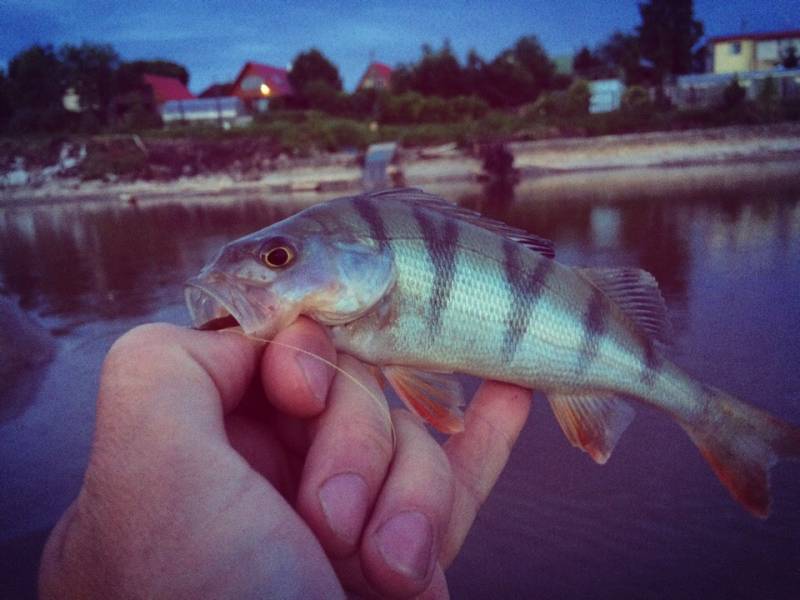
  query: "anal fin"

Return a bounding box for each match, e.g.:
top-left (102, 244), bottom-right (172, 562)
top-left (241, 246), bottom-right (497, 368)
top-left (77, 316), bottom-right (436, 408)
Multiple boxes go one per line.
top-left (548, 392), bottom-right (635, 464)
top-left (383, 366), bottom-right (465, 434)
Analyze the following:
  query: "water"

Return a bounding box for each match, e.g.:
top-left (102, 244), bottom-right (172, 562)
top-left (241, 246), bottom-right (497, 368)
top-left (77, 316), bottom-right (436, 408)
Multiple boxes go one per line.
top-left (1, 169), bottom-right (800, 598)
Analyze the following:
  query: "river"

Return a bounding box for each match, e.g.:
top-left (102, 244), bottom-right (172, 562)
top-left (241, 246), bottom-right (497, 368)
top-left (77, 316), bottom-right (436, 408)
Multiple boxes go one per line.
top-left (1, 166), bottom-right (799, 598)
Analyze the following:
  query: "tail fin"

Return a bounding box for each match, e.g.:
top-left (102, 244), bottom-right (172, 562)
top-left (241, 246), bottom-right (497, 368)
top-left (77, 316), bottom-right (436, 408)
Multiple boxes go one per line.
top-left (680, 386), bottom-right (800, 518)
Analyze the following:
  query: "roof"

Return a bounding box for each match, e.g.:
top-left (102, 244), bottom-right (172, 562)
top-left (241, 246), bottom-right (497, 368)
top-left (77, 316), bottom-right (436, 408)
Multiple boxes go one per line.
top-left (142, 74), bottom-right (195, 104)
top-left (232, 62), bottom-right (294, 98)
top-left (709, 29), bottom-right (800, 44)
top-left (357, 62), bottom-right (393, 89)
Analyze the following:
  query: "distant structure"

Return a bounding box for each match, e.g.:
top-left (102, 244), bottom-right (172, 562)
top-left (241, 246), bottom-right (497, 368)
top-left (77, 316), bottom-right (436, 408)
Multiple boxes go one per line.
top-left (357, 62), bottom-right (393, 91)
top-left (708, 29), bottom-right (800, 73)
top-left (231, 62), bottom-right (294, 112)
top-left (589, 79), bottom-right (625, 113)
top-left (142, 74), bottom-right (195, 105)
top-left (670, 68), bottom-right (800, 109)
top-left (161, 97), bottom-right (251, 129)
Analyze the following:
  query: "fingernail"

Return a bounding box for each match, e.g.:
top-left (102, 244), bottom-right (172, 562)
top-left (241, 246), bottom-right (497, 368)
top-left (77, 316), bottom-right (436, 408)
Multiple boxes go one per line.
top-left (318, 473), bottom-right (369, 546)
top-left (375, 511), bottom-right (433, 581)
top-left (296, 353), bottom-right (331, 405)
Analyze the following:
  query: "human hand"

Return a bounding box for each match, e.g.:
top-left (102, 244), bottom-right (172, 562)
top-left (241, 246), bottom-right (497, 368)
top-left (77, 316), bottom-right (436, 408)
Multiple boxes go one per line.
top-left (39, 319), bottom-right (531, 599)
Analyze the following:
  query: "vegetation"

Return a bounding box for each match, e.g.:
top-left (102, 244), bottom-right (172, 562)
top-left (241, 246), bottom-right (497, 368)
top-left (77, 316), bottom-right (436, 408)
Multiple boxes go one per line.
top-left (1, 0), bottom-right (798, 180)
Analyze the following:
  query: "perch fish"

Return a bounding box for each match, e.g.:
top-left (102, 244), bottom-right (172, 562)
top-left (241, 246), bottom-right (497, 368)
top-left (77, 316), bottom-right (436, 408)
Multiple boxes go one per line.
top-left (186, 188), bottom-right (800, 517)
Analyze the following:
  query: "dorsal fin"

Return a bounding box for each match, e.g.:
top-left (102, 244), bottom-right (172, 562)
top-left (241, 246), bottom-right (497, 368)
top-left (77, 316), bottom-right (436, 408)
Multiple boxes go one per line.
top-left (578, 267), bottom-right (672, 345)
top-left (366, 188), bottom-right (555, 259)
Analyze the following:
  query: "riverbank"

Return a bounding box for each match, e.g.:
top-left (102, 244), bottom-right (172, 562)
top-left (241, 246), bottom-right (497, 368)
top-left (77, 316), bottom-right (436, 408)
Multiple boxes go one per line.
top-left (2, 123), bottom-right (800, 206)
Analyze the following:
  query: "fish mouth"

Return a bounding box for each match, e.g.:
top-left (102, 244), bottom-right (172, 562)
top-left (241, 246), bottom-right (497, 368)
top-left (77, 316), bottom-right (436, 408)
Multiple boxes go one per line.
top-left (185, 276), bottom-right (278, 339)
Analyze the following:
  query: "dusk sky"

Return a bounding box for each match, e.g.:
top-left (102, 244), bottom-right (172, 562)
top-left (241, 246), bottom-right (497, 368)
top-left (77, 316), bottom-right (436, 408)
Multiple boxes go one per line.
top-left (2, 1), bottom-right (797, 94)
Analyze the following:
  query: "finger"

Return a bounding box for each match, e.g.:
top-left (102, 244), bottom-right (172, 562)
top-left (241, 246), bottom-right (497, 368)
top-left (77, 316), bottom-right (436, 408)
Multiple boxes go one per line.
top-left (261, 316), bottom-right (336, 418)
top-left (360, 411), bottom-right (454, 598)
top-left (440, 380), bottom-right (532, 567)
top-left (296, 356), bottom-right (394, 558)
top-left (99, 324), bottom-right (261, 442)
top-left (332, 556), bottom-right (449, 600)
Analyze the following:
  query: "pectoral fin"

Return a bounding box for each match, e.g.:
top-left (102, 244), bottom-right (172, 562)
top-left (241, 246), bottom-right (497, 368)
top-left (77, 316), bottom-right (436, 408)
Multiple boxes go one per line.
top-left (548, 392), bottom-right (635, 464)
top-left (383, 366), bottom-right (465, 434)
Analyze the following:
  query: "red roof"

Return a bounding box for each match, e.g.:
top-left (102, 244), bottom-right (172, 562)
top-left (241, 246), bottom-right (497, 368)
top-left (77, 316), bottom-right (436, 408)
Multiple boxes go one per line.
top-left (709, 29), bottom-right (800, 44)
top-left (357, 62), bottom-right (393, 90)
top-left (142, 74), bottom-right (195, 104)
top-left (231, 62), bottom-right (294, 99)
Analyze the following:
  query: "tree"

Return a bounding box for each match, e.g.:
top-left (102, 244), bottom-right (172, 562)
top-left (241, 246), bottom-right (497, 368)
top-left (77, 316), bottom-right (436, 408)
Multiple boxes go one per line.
top-left (289, 49), bottom-right (343, 93)
top-left (598, 31), bottom-right (650, 84)
top-left (573, 46), bottom-right (604, 79)
top-left (478, 36), bottom-right (555, 107)
top-left (637, 0), bottom-right (704, 81)
top-left (7, 44), bottom-right (65, 110)
top-left (782, 46), bottom-right (799, 69)
top-left (60, 43), bottom-right (120, 116)
top-left (0, 68), bottom-right (12, 131)
top-left (412, 41), bottom-right (467, 98)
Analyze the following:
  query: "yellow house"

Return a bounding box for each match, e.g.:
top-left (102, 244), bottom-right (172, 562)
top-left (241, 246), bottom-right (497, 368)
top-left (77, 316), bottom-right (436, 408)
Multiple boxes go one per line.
top-left (711, 29), bottom-right (800, 74)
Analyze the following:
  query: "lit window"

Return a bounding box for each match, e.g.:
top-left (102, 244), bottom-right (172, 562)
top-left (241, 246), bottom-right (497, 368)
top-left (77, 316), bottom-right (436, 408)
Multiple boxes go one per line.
top-left (260, 83), bottom-right (271, 96)
top-left (730, 42), bottom-right (742, 55)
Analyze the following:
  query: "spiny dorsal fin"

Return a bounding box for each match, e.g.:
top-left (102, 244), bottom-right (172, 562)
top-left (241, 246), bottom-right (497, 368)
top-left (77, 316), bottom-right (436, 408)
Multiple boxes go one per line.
top-left (366, 188), bottom-right (555, 259)
top-left (578, 267), bottom-right (672, 345)
top-left (382, 365), bottom-right (465, 434)
top-left (548, 392), bottom-right (635, 464)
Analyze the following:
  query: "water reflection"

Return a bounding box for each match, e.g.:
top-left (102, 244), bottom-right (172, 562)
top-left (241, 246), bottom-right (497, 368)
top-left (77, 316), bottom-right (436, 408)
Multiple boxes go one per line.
top-left (0, 201), bottom-right (298, 331)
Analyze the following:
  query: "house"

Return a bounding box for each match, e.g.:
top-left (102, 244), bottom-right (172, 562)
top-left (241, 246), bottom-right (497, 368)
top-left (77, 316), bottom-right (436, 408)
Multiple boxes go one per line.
top-left (709, 29), bottom-right (800, 74)
top-left (589, 79), bottom-right (625, 113)
top-left (142, 74), bottom-right (195, 105)
top-left (230, 62), bottom-right (294, 111)
top-left (357, 62), bottom-right (392, 91)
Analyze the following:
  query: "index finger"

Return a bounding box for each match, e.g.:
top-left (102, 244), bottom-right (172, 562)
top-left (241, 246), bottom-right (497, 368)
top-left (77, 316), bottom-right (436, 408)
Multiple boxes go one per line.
top-left (440, 380), bottom-right (532, 567)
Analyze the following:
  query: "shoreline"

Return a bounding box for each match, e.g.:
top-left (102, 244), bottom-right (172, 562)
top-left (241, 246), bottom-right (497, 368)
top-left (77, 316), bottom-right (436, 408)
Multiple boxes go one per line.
top-left (2, 123), bottom-right (800, 208)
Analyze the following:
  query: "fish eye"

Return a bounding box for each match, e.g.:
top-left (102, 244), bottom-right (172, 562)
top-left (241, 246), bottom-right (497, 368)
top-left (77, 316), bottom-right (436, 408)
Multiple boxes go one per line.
top-left (260, 244), bottom-right (295, 269)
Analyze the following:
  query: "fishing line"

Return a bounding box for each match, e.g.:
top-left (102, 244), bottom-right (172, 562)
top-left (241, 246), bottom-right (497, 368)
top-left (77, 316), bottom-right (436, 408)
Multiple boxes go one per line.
top-left (242, 332), bottom-right (397, 447)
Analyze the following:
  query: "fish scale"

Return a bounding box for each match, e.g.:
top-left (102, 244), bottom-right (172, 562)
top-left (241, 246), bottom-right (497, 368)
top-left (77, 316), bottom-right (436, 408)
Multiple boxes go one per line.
top-left (187, 188), bottom-right (800, 518)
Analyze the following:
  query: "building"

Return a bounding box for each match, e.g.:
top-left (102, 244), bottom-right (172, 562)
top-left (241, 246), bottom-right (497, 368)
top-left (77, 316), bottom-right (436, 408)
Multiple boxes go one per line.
top-left (230, 62), bottom-right (294, 111)
top-left (669, 68), bottom-right (800, 109)
top-left (589, 79), bottom-right (625, 113)
top-left (142, 74), bottom-right (195, 105)
top-left (709, 30), bottom-right (800, 74)
top-left (161, 97), bottom-right (251, 129)
top-left (357, 62), bottom-right (392, 91)
top-left (199, 82), bottom-right (234, 98)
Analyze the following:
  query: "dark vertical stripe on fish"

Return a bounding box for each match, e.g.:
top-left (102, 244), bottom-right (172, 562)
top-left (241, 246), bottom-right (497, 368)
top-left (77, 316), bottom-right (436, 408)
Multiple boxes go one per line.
top-left (641, 338), bottom-right (661, 386)
top-left (502, 238), bottom-right (552, 362)
top-left (352, 195), bottom-right (389, 250)
top-left (577, 286), bottom-right (606, 373)
top-left (413, 207), bottom-right (459, 335)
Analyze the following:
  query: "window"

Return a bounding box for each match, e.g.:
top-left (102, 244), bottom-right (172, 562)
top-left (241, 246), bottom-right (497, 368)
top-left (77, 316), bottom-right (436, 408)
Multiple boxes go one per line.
top-left (730, 42), bottom-right (742, 55)
top-left (241, 75), bottom-right (264, 91)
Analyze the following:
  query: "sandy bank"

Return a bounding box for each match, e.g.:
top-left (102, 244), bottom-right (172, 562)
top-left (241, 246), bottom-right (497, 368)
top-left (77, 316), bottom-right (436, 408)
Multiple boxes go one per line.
top-left (2, 123), bottom-right (799, 207)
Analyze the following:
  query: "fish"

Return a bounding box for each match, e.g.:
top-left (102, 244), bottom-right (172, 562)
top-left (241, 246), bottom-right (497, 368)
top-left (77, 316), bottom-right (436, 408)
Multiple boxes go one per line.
top-left (186, 188), bottom-right (800, 518)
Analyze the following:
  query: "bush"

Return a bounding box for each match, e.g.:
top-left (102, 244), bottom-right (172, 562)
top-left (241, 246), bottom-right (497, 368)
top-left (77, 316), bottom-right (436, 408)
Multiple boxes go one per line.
top-left (621, 85), bottom-right (653, 114)
top-left (722, 77), bottom-right (746, 110)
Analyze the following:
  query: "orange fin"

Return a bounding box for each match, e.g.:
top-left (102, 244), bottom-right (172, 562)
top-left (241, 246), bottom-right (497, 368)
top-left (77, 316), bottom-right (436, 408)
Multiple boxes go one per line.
top-left (548, 392), bottom-right (635, 464)
top-left (680, 385), bottom-right (800, 518)
top-left (383, 366), bottom-right (465, 434)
